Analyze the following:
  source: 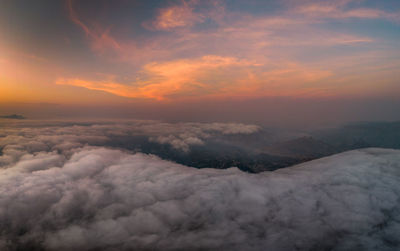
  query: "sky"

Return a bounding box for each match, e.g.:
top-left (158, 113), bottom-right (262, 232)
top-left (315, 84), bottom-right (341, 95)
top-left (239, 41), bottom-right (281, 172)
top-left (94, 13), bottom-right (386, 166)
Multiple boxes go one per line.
top-left (0, 0), bottom-right (399, 126)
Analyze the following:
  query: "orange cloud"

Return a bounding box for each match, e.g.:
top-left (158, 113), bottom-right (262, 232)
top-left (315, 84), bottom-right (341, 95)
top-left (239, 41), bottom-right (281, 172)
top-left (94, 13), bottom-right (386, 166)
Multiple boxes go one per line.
top-left (57, 55), bottom-right (255, 100)
top-left (57, 55), bottom-right (332, 100)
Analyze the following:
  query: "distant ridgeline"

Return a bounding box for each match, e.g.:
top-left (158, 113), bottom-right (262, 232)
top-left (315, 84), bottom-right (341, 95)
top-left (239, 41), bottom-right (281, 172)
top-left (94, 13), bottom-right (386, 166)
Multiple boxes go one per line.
top-left (0, 114), bottom-right (26, 119)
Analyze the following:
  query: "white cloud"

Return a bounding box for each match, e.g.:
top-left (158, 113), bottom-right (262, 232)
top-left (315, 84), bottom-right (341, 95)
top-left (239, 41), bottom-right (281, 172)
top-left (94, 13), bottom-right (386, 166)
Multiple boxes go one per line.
top-left (1, 121), bottom-right (400, 250)
top-left (0, 143), bottom-right (400, 250)
top-left (0, 120), bottom-right (261, 154)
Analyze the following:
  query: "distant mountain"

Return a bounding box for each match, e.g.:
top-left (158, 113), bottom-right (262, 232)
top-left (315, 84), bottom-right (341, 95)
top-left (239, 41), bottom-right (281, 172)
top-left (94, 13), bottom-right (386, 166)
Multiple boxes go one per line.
top-left (105, 135), bottom-right (300, 173)
top-left (168, 121), bottom-right (400, 172)
top-left (100, 121), bottom-right (400, 173)
top-left (263, 136), bottom-right (337, 159)
top-left (313, 121), bottom-right (400, 150)
top-left (0, 114), bottom-right (26, 119)
top-left (2, 119), bottom-right (398, 174)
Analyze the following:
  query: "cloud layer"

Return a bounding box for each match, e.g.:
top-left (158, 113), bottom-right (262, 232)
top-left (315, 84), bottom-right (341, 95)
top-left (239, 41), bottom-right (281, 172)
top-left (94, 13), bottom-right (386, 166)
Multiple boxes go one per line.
top-left (0, 120), bottom-right (260, 157)
top-left (1, 121), bottom-right (400, 250)
top-left (1, 146), bottom-right (400, 250)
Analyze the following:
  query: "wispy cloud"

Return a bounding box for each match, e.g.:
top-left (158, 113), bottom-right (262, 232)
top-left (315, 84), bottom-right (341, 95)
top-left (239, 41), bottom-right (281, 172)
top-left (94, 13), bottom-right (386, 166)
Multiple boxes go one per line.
top-left (59, 0), bottom-right (398, 101)
top-left (57, 55), bottom-right (333, 100)
top-left (57, 55), bottom-right (258, 100)
top-left (149, 1), bottom-right (205, 30)
top-left (296, 1), bottom-right (400, 21)
top-left (66, 0), bottom-right (120, 52)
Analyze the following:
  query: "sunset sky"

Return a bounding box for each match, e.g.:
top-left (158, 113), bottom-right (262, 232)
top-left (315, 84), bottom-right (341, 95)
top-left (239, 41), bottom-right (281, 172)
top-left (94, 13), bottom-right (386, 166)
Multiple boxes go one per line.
top-left (1, 0), bottom-right (399, 124)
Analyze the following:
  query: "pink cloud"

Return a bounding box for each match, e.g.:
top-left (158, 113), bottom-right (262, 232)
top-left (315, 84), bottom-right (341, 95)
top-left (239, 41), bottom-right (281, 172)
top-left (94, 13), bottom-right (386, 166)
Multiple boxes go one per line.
top-left (60, 0), bottom-right (398, 101)
top-left (66, 0), bottom-right (120, 52)
top-left (150, 2), bottom-right (205, 30)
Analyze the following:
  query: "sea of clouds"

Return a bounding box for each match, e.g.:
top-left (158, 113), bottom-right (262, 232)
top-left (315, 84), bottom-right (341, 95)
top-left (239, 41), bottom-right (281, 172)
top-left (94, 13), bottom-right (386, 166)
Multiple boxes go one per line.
top-left (0, 120), bottom-right (261, 155)
top-left (0, 120), bottom-right (400, 250)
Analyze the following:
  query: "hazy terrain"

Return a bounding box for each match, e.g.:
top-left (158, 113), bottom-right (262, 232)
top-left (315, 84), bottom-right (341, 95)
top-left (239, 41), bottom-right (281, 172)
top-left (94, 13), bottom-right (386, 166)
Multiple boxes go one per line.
top-left (1, 119), bottom-right (400, 173)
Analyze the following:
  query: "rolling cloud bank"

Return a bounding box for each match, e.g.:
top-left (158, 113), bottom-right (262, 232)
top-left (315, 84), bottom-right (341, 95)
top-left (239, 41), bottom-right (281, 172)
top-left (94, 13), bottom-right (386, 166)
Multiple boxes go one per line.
top-left (0, 120), bottom-right (400, 250)
top-left (0, 120), bottom-right (296, 172)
